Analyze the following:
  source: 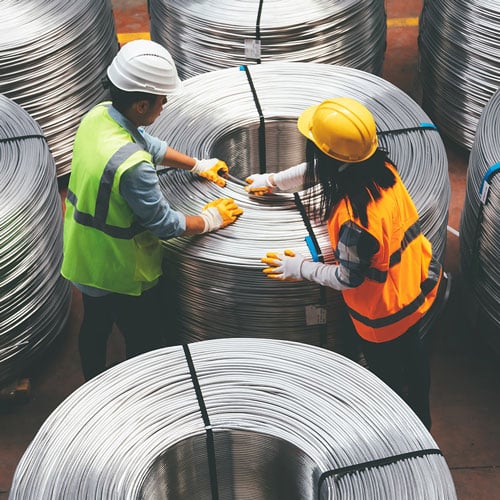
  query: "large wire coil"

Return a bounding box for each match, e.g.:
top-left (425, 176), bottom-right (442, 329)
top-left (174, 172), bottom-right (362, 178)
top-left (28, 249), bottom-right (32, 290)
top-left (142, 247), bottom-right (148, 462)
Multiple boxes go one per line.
top-left (459, 88), bottom-right (500, 356)
top-left (149, 0), bottom-right (387, 79)
top-left (147, 62), bottom-right (450, 348)
top-left (0, 95), bottom-right (71, 386)
top-left (418, 0), bottom-right (500, 150)
top-left (0, 0), bottom-right (118, 176)
top-left (9, 338), bottom-right (457, 499)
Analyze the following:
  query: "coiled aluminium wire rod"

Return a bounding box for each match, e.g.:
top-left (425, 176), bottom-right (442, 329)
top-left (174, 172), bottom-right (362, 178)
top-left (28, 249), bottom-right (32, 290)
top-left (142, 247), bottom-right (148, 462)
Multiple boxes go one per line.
top-left (0, 95), bottom-right (71, 386)
top-left (459, 88), bottom-right (500, 356)
top-left (9, 338), bottom-right (457, 499)
top-left (149, 0), bottom-right (387, 79)
top-left (418, 0), bottom-right (500, 150)
top-left (0, 0), bottom-right (118, 176)
top-left (147, 62), bottom-right (450, 349)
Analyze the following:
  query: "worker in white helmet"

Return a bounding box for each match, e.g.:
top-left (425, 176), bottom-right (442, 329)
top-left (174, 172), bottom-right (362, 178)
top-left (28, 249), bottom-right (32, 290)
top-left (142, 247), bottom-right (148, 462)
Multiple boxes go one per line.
top-left (61, 40), bottom-right (242, 381)
top-left (246, 97), bottom-right (445, 430)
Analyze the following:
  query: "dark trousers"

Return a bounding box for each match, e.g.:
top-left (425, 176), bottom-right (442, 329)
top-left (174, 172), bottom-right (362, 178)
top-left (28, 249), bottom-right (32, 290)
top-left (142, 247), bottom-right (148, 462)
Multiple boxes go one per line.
top-left (336, 303), bottom-right (432, 430)
top-left (360, 325), bottom-right (431, 430)
top-left (79, 285), bottom-right (172, 381)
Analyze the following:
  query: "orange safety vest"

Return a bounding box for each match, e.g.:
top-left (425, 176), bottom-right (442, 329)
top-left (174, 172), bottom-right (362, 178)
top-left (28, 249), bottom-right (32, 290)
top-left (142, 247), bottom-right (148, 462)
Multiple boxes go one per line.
top-left (327, 163), bottom-right (442, 343)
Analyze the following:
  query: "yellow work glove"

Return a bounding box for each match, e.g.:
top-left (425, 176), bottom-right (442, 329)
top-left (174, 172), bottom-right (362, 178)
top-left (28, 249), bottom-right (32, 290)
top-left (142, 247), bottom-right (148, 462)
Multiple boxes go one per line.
top-left (191, 158), bottom-right (229, 187)
top-left (261, 249), bottom-right (305, 281)
top-left (201, 197), bottom-right (243, 232)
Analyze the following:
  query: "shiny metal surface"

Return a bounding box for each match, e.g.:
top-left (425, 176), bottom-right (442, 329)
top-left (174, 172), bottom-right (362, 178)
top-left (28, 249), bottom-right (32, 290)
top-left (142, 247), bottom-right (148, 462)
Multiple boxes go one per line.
top-left (0, 95), bottom-right (71, 386)
top-left (418, 0), bottom-right (500, 150)
top-left (0, 0), bottom-right (118, 176)
top-left (149, 0), bottom-right (387, 79)
top-left (459, 88), bottom-right (500, 354)
top-left (147, 62), bottom-right (450, 347)
top-left (9, 338), bottom-right (457, 499)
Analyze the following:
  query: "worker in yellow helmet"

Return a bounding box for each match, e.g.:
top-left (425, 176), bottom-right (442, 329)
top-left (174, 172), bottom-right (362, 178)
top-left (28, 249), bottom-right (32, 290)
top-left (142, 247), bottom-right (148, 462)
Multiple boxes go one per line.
top-left (62, 40), bottom-right (242, 381)
top-left (246, 97), bottom-right (445, 430)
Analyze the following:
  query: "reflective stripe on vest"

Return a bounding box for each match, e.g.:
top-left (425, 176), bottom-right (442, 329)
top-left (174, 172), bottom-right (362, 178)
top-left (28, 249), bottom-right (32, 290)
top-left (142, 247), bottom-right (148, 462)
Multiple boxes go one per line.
top-left (65, 142), bottom-right (144, 239)
top-left (362, 221), bottom-right (421, 283)
top-left (347, 258), bottom-right (441, 329)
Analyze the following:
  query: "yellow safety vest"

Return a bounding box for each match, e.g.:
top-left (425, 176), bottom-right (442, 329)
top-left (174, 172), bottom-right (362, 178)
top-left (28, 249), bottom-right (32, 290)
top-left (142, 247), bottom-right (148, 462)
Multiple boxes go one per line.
top-left (328, 163), bottom-right (442, 342)
top-left (61, 103), bottom-right (163, 296)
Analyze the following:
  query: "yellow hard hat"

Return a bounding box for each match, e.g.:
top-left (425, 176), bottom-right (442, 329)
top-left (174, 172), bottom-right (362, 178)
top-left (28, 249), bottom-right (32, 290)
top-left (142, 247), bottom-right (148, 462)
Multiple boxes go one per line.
top-left (297, 97), bottom-right (378, 163)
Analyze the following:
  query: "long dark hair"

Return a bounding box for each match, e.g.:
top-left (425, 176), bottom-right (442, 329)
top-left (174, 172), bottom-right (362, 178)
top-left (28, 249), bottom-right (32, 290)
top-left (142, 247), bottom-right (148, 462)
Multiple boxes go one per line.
top-left (304, 140), bottom-right (396, 228)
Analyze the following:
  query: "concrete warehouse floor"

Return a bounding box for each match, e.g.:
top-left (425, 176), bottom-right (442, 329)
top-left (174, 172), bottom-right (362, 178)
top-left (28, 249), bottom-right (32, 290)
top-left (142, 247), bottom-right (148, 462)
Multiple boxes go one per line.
top-left (1, 0), bottom-right (499, 498)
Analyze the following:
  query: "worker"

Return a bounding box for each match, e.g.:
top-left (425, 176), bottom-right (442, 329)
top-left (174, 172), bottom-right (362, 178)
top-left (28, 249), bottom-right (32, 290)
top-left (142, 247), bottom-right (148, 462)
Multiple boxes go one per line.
top-left (246, 97), bottom-right (443, 430)
top-left (61, 40), bottom-right (242, 381)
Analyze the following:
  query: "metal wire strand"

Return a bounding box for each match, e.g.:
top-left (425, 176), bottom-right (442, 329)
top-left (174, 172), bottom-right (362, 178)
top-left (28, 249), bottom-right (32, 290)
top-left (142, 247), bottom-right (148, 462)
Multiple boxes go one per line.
top-left (0, 0), bottom-right (118, 176)
top-left (459, 87), bottom-right (500, 355)
top-left (147, 62), bottom-right (450, 349)
top-left (0, 94), bottom-right (71, 386)
top-left (149, 0), bottom-right (387, 79)
top-left (9, 338), bottom-right (457, 499)
top-left (418, 0), bottom-right (500, 150)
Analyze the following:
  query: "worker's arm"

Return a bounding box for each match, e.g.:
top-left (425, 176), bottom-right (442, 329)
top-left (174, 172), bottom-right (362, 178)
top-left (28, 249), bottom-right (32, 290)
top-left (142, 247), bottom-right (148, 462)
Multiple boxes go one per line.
top-left (159, 147), bottom-right (196, 170)
top-left (120, 163), bottom-right (242, 238)
top-left (161, 147), bottom-right (229, 187)
top-left (261, 221), bottom-right (379, 290)
top-left (245, 162), bottom-right (308, 195)
top-left (138, 127), bottom-right (229, 186)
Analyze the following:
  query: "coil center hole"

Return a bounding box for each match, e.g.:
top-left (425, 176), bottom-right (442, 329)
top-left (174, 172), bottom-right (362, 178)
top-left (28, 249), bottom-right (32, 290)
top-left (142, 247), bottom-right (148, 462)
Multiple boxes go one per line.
top-left (211, 119), bottom-right (307, 181)
top-left (139, 429), bottom-right (320, 499)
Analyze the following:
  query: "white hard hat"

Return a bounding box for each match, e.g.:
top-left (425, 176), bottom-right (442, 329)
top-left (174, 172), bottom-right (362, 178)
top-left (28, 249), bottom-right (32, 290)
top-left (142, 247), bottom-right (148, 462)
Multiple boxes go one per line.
top-left (107, 39), bottom-right (182, 95)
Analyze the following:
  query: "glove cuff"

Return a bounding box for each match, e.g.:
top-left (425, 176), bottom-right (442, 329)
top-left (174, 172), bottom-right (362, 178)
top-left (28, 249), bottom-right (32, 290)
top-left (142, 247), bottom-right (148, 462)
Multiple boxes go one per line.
top-left (190, 158), bottom-right (202, 174)
top-left (265, 174), bottom-right (275, 187)
top-left (200, 207), bottom-right (223, 233)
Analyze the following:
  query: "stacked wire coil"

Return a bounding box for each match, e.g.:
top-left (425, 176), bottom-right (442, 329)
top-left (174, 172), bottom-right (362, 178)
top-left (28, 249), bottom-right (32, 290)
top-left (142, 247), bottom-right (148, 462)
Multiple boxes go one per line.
top-left (418, 0), bottom-right (500, 150)
top-left (9, 338), bottom-right (457, 499)
top-left (0, 95), bottom-right (71, 386)
top-left (148, 62), bottom-right (450, 349)
top-left (0, 0), bottom-right (118, 176)
top-left (459, 88), bottom-right (500, 356)
top-left (149, 0), bottom-right (387, 79)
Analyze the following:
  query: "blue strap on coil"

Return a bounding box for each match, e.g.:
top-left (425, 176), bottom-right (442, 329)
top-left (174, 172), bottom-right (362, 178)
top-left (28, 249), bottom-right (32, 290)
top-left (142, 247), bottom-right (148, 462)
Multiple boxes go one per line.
top-left (479, 161), bottom-right (500, 205)
top-left (467, 161), bottom-right (500, 280)
top-left (305, 235), bottom-right (320, 262)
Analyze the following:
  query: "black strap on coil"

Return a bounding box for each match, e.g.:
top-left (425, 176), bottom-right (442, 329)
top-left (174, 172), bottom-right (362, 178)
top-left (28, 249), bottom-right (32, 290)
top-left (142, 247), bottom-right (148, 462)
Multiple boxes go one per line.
top-left (182, 344), bottom-right (220, 500)
top-left (293, 193), bottom-right (323, 263)
top-left (294, 192), bottom-right (328, 347)
top-left (241, 64), bottom-right (267, 174)
top-left (377, 122), bottom-right (438, 137)
top-left (0, 134), bottom-right (47, 144)
top-left (255, 0), bottom-right (264, 64)
top-left (317, 448), bottom-right (443, 499)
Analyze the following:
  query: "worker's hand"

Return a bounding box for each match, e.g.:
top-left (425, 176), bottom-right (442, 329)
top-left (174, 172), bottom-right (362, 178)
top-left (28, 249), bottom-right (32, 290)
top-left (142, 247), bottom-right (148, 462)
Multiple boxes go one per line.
top-left (191, 158), bottom-right (228, 187)
top-left (261, 249), bottom-right (305, 281)
top-left (201, 197), bottom-right (243, 232)
top-left (245, 173), bottom-right (275, 196)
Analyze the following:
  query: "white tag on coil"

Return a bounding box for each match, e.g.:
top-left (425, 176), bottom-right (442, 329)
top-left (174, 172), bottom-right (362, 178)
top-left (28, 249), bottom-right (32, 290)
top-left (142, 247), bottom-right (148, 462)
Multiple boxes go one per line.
top-left (305, 305), bottom-right (327, 325)
top-left (245, 39), bottom-right (261, 59)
